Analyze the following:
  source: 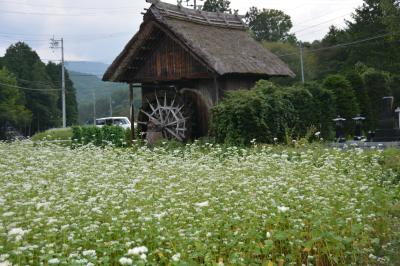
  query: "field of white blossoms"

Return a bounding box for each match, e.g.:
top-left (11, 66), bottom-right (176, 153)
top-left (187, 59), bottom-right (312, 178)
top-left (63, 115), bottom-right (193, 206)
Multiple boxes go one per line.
top-left (0, 141), bottom-right (400, 266)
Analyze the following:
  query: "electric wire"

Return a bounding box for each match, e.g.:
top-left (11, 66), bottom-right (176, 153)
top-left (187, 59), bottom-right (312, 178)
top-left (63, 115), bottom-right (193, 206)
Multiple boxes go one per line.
top-left (276, 32), bottom-right (396, 58)
top-left (0, 81), bottom-right (61, 91)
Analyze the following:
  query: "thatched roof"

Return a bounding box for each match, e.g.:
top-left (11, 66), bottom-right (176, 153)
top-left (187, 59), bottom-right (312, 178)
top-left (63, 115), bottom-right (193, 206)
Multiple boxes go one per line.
top-left (103, 0), bottom-right (295, 82)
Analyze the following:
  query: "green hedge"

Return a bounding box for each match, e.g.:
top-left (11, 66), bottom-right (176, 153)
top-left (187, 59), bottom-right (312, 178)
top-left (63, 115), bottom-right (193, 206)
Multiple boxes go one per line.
top-left (211, 81), bottom-right (297, 145)
top-left (71, 126), bottom-right (129, 147)
top-left (211, 80), bottom-right (337, 145)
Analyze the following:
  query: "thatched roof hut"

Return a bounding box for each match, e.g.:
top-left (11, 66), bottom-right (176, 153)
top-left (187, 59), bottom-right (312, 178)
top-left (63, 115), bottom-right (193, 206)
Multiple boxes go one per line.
top-left (103, 0), bottom-right (294, 139)
top-left (103, 0), bottom-right (294, 82)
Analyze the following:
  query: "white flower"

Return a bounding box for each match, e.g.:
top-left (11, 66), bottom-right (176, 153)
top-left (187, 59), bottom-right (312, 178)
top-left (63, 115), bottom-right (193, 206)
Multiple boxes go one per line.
top-left (278, 206), bottom-right (289, 213)
top-left (2, 212), bottom-right (15, 217)
top-left (48, 258), bottom-right (60, 265)
top-left (0, 261), bottom-right (12, 266)
top-left (119, 257), bottom-right (133, 265)
top-left (139, 253), bottom-right (147, 261)
top-left (266, 232), bottom-right (271, 238)
top-left (8, 228), bottom-right (25, 236)
top-left (82, 250), bottom-right (96, 257)
top-left (128, 246), bottom-right (148, 255)
top-left (195, 201), bottom-right (209, 208)
top-left (172, 253), bottom-right (181, 262)
top-left (8, 228), bottom-right (26, 241)
top-left (315, 131), bottom-right (321, 137)
top-left (273, 137), bottom-right (278, 142)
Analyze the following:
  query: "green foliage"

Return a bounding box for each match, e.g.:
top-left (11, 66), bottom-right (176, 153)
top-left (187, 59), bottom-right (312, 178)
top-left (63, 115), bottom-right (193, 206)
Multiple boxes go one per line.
top-left (245, 7), bottom-right (296, 43)
top-left (211, 81), bottom-right (297, 145)
top-left (211, 80), bottom-right (338, 145)
top-left (313, 0), bottom-right (400, 77)
top-left (46, 62), bottom-right (78, 126)
top-left (362, 69), bottom-right (392, 128)
top-left (282, 82), bottom-right (336, 139)
top-left (263, 41), bottom-right (317, 86)
top-left (390, 74), bottom-right (400, 107)
top-left (72, 126), bottom-right (128, 147)
top-left (345, 71), bottom-right (373, 129)
top-left (1, 42), bottom-right (78, 135)
top-left (31, 128), bottom-right (72, 142)
top-left (202, 0), bottom-right (231, 12)
top-left (68, 71), bottom-right (141, 124)
top-left (323, 75), bottom-right (360, 134)
top-left (0, 67), bottom-right (32, 139)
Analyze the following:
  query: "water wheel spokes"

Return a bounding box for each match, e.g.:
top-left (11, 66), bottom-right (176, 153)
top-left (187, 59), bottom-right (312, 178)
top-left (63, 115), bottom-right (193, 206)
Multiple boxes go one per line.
top-left (139, 93), bottom-right (187, 141)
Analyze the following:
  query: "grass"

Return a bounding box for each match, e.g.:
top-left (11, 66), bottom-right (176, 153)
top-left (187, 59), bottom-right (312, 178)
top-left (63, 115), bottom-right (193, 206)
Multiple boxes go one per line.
top-left (31, 128), bottom-right (73, 143)
top-left (0, 142), bottom-right (399, 265)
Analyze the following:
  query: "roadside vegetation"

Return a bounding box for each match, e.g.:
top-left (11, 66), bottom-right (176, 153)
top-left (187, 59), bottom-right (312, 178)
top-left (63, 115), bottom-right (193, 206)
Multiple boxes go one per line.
top-left (31, 128), bottom-right (73, 142)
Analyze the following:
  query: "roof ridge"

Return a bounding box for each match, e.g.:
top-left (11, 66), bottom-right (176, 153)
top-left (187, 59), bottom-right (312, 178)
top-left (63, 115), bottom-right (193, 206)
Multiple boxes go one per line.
top-left (148, 0), bottom-right (246, 30)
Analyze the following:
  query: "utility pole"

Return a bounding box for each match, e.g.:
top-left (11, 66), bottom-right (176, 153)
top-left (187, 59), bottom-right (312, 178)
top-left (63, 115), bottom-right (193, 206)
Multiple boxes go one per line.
top-left (50, 37), bottom-right (66, 128)
top-left (185, 0), bottom-right (203, 9)
top-left (299, 42), bottom-right (305, 84)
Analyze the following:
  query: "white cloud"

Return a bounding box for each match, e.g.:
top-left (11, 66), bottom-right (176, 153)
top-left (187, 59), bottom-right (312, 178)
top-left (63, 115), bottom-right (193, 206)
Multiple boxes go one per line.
top-left (0, 0), bottom-right (364, 63)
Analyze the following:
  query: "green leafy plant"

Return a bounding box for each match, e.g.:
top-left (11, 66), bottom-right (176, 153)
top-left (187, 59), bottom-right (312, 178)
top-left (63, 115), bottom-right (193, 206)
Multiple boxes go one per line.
top-left (72, 126), bottom-right (129, 148)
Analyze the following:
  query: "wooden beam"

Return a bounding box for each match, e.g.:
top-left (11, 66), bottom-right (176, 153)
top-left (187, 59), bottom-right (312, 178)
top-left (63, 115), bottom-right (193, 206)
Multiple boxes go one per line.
top-left (129, 84), bottom-right (136, 141)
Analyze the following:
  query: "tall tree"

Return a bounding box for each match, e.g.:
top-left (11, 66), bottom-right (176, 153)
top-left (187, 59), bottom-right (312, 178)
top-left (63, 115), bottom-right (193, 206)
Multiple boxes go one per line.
top-left (0, 67), bottom-right (32, 138)
top-left (202, 0), bottom-right (231, 13)
top-left (46, 62), bottom-right (78, 126)
top-left (3, 42), bottom-right (60, 134)
top-left (323, 75), bottom-right (360, 134)
top-left (245, 7), bottom-right (296, 43)
top-left (313, 26), bottom-right (349, 78)
top-left (313, 0), bottom-right (400, 78)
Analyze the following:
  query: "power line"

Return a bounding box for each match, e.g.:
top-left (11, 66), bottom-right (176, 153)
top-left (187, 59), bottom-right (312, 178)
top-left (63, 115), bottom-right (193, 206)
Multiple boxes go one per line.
top-left (295, 10), bottom-right (350, 26)
top-left (0, 0), bottom-right (139, 10)
top-left (276, 32), bottom-right (394, 58)
top-left (0, 8), bottom-right (137, 16)
top-left (292, 13), bottom-right (352, 35)
top-left (16, 77), bottom-right (60, 87)
top-left (0, 81), bottom-right (61, 91)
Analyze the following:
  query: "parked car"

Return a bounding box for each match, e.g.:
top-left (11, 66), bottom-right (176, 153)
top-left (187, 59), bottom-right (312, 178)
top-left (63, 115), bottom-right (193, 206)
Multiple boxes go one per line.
top-left (95, 117), bottom-right (133, 130)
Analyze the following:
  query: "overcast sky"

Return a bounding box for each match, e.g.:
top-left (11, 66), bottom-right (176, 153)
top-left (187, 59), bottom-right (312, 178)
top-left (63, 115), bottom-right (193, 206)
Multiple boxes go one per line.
top-left (0, 0), bottom-right (364, 64)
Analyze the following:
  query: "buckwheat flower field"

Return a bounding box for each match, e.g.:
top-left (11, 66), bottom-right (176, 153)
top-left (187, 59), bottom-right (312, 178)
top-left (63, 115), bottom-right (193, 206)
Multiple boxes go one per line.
top-left (1, 142), bottom-right (399, 265)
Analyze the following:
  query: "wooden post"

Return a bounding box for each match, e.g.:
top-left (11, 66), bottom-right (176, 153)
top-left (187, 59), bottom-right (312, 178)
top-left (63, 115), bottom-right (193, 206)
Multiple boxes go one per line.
top-left (213, 75), bottom-right (219, 104)
top-left (129, 84), bottom-right (135, 141)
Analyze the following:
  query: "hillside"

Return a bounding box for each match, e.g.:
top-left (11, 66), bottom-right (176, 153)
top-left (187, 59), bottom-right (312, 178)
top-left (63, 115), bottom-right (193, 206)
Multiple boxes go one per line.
top-left (69, 71), bottom-right (127, 105)
top-left (68, 70), bottom-right (141, 124)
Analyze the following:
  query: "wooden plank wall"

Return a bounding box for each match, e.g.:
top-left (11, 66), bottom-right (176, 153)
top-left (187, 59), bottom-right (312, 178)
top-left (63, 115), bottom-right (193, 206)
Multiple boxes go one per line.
top-left (134, 34), bottom-right (210, 82)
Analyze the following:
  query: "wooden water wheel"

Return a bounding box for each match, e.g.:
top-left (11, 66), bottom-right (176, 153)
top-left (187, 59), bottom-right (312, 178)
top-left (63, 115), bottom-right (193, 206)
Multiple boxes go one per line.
top-left (138, 92), bottom-right (188, 141)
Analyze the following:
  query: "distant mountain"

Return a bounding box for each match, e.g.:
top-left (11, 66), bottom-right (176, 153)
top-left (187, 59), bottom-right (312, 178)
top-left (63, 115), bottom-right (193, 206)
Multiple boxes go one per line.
top-left (65, 61), bottom-right (109, 78)
top-left (69, 70), bottom-right (127, 105)
top-left (68, 70), bottom-right (141, 124)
